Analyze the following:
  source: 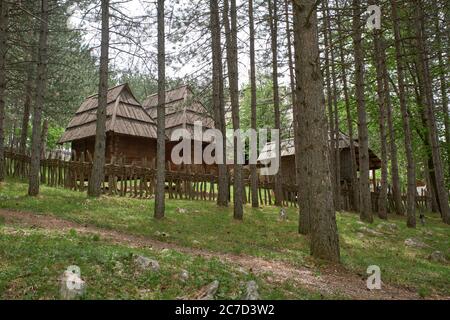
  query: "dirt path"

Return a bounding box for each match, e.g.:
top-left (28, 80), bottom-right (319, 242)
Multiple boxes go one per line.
top-left (0, 209), bottom-right (436, 300)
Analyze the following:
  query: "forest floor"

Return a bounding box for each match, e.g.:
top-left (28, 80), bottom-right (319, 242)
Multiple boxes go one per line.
top-left (0, 179), bottom-right (449, 300)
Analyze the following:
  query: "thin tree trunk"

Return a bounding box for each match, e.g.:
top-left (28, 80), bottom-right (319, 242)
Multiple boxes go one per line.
top-left (372, 21), bottom-right (388, 220)
top-left (414, 0), bottom-right (450, 224)
top-left (292, 0), bottom-right (340, 262)
top-left (248, 0), bottom-right (258, 208)
top-left (285, 0), bottom-right (302, 211)
top-left (322, 4), bottom-right (336, 209)
top-left (268, 0), bottom-right (283, 206)
top-left (391, 0), bottom-right (416, 227)
top-left (155, 0), bottom-right (166, 219)
top-left (336, 0), bottom-right (359, 212)
top-left (20, 59), bottom-right (34, 154)
top-left (88, 0), bottom-right (109, 198)
top-left (325, 1), bottom-right (341, 211)
top-left (40, 119), bottom-right (48, 159)
top-left (0, 0), bottom-right (9, 182)
top-left (352, 0), bottom-right (373, 222)
top-left (210, 0), bottom-right (228, 208)
top-left (28, 0), bottom-right (49, 196)
top-left (434, 6), bottom-right (450, 183)
top-left (224, 0), bottom-right (243, 220)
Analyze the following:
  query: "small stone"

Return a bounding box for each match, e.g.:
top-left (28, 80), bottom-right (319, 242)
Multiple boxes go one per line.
top-left (180, 269), bottom-right (189, 282)
top-left (192, 240), bottom-right (201, 245)
top-left (279, 208), bottom-right (287, 221)
top-left (376, 222), bottom-right (398, 233)
top-left (194, 280), bottom-right (219, 300)
top-left (243, 280), bottom-right (260, 300)
top-left (359, 227), bottom-right (383, 236)
top-left (176, 208), bottom-right (187, 214)
top-left (404, 238), bottom-right (428, 249)
top-left (428, 251), bottom-right (447, 263)
top-left (60, 270), bottom-right (86, 300)
top-left (134, 255), bottom-right (160, 272)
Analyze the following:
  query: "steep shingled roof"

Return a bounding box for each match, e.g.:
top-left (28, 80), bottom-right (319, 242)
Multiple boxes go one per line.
top-left (58, 83), bottom-right (158, 144)
top-left (142, 85), bottom-right (214, 139)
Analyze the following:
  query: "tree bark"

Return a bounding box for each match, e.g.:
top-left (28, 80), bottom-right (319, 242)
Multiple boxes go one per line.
top-left (40, 119), bottom-right (48, 159)
top-left (248, 0), bottom-right (258, 208)
top-left (0, 0), bottom-right (9, 182)
top-left (154, 0), bottom-right (166, 219)
top-left (28, 0), bottom-right (49, 196)
top-left (285, 0), bottom-right (302, 212)
top-left (20, 58), bottom-right (34, 155)
top-left (88, 0), bottom-right (109, 198)
top-left (391, 0), bottom-right (416, 227)
top-left (372, 21), bottom-right (388, 220)
top-left (268, 0), bottom-right (283, 206)
top-left (352, 0), bottom-right (373, 222)
top-left (413, 0), bottom-right (450, 224)
top-left (336, 0), bottom-right (359, 212)
top-left (224, 0), bottom-right (243, 220)
top-left (292, 0), bottom-right (340, 262)
top-left (210, 0), bottom-right (228, 208)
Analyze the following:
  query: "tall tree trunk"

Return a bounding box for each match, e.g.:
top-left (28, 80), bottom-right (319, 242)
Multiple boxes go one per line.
top-left (324, 1), bottom-right (341, 211)
top-left (292, 0), bottom-right (340, 262)
top-left (336, 0), bottom-right (358, 212)
top-left (210, 0), bottom-right (228, 207)
top-left (268, 0), bottom-right (283, 206)
top-left (391, 0), bottom-right (416, 227)
top-left (372, 21), bottom-right (388, 220)
top-left (40, 119), bottom-right (48, 159)
top-left (20, 59), bottom-right (34, 154)
top-left (0, 0), bottom-right (9, 182)
top-left (414, 0), bottom-right (450, 224)
top-left (88, 0), bottom-right (109, 198)
top-left (248, 0), bottom-right (258, 208)
top-left (224, 0), bottom-right (243, 220)
top-left (322, 4), bottom-right (336, 209)
top-left (352, 0), bottom-right (373, 222)
top-left (155, 0), bottom-right (166, 219)
top-left (28, 0), bottom-right (49, 196)
top-left (434, 6), bottom-right (450, 183)
top-left (285, 0), bottom-right (302, 211)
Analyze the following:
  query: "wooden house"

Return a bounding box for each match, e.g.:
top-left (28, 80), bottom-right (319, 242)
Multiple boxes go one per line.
top-left (58, 83), bottom-right (158, 165)
top-left (258, 132), bottom-right (382, 185)
top-left (142, 85), bottom-right (215, 170)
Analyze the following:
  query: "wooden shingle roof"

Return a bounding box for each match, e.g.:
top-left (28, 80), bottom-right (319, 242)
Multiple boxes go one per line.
top-left (142, 85), bottom-right (214, 139)
top-left (58, 83), bottom-right (158, 144)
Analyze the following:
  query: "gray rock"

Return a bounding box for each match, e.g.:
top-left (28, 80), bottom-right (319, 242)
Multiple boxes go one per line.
top-left (244, 280), bottom-right (260, 300)
top-left (359, 227), bottom-right (383, 236)
top-left (196, 280), bottom-right (219, 300)
top-left (279, 208), bottom-right (287, 221)
top-left (428, 251), bottom-right (447, 263)
top-left (176, 208), bottom-right (187, 214)
top-left (60, 270), bottom-right (86, 300)
top-left (134, 255), bottom-right (160, 272)
top-left (376, 222), bottom-right (398, 233)
top-left (404, 238), bottom-right (428, 248)
top-left (180, 269), bottom-right (189, 282)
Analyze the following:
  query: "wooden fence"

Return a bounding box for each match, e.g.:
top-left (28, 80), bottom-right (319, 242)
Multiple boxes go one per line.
top-left (3, 150), bottom-right (431, 212)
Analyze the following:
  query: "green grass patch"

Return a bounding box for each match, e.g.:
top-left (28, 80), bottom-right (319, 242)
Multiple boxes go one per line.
top-left (1, 179), bottom-right (449, 296)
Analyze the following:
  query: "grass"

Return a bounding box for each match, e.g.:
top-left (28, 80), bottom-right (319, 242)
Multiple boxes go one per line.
top-left (1, 178), bottom-right (449, 298)
top-left (0, 224), bottom-right (335, 299)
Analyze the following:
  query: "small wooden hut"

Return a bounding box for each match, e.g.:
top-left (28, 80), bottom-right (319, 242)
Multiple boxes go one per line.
top-left (58, 83), bottom-right (158, 165)
top-left (258, 132), bottom-right (382, 185)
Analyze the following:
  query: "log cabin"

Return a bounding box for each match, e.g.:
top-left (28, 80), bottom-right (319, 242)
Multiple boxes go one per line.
top-left (58, 83), bottom-right (159, 165)
top-left (257, 132), bottom-right (382, 187)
